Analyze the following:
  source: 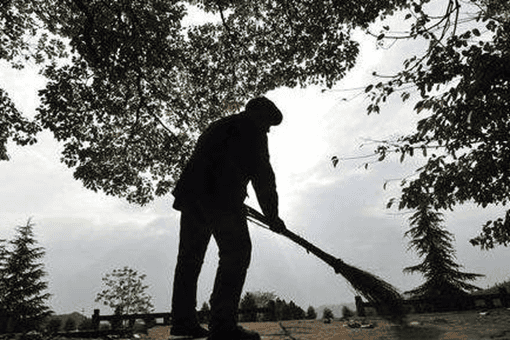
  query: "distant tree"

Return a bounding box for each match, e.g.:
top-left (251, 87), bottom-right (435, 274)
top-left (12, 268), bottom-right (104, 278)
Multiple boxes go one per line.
top-left (1, 219), bottom-right (52, 332)
top-left (404, 203), bottom-right (483, 299)
top-left (274, 299), bottom-right (292, 321)
top-left (95, 266), bottom-right (154, 315)
top-left (238, 292), bottom-right (307, 321)
top-left (249, 291), bottom-right (277, 308)
top-left (274, 299), bottom-right (306, 321)
top-left (63, 318), bottom-right (76, 332)
top-left (239, 292), bottom-right (257, 322)
top-left (246, 291), bottom-right (277, 321)
top-left (239, 291), bottom-right (282, 322)
top-left (264, 300), bottom-right (277, 322)
top-left (306, 306), bottom-right (317, 320)
top-left (341, 306), bottom-right (355, 320)
top-left (322, 308), bottom-right (334, 320)
top-left (287, 301), bottom-right (305, 320)
top-left (46, 318), bottom-right (62, 334)
top-left (78, 318), bottom-right (94, 331)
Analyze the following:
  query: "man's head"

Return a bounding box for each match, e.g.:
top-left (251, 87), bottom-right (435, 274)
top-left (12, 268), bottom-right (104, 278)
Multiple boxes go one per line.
top-left (245, 97), bottom-right (283, 130)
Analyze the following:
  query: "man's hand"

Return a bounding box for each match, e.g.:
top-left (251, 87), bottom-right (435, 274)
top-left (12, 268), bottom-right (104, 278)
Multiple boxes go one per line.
top-left (269, 217), bottom-right (287, 233)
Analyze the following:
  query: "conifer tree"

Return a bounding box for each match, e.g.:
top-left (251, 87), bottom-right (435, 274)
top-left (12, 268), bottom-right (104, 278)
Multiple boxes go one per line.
top-left (404, 203), bottom-right (483, 300)
top-left (2, 219), bottom-right (52, 332)
top-left (287, 301), bottom-right (305, 320)
top-left (306, 306), bottom-right (317, 320)
top-left (322, 308), bottom-right (334, 320)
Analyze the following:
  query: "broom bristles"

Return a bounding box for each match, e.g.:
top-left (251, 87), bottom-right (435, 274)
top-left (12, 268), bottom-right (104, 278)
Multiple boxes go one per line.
top-left (244, 205), bottom-right (406, 323)
top-left (336, 261), bottom-right (405, 323)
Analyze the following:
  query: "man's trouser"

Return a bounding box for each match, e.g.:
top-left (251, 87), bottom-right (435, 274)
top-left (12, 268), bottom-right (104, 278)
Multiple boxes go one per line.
top-left (171, 203), bottom-right (252, 332)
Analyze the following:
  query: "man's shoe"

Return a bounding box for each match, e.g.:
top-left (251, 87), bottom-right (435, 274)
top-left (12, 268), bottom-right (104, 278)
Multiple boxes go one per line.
top-left (170, 324), bottom-right (209, 338)
top-left (207, 326), bottom-right (260, 340)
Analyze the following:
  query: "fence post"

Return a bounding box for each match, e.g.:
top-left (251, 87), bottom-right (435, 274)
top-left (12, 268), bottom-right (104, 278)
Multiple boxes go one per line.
top-left (163, 314), bottom-right (171, 325)
top-left (355, 296), bottom-right (365, 317)
top-left (143, 317), bottom-right (156, 329)
top-left (92, 309), bottom-right (100, 331)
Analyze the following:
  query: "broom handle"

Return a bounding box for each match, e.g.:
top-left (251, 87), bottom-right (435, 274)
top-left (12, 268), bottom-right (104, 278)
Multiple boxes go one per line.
top-left (244, 205), bottom-right (343, 273)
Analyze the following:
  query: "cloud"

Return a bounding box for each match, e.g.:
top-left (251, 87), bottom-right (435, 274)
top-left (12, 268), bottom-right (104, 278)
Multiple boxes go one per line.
top-left (38, 215), bottom-right (179, 314)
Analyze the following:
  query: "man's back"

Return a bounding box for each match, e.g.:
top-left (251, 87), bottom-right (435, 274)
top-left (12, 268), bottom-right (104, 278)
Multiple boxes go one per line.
top-left (172, 113), bottom-right (273, 212)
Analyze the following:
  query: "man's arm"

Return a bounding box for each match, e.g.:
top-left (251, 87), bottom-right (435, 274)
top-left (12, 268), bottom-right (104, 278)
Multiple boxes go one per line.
top-left (251, 132), bottom-right (286, 232)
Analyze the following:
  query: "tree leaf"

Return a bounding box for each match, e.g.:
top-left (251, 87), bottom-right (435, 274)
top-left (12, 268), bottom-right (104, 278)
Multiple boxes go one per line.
top-left (331, 156), bottom-right (339, 168)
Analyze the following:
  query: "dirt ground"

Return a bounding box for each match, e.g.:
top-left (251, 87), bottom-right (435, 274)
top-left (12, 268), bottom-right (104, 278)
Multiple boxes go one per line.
top-left (144, 308), bottom-right (510, 340)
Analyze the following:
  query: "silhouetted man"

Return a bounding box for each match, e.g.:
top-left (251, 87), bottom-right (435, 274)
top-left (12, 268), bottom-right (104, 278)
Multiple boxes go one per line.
top-left (171, 97), bottom-right (286, 340)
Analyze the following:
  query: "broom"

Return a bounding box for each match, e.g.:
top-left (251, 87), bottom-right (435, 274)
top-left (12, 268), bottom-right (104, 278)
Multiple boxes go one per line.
top-left (245, 204), bottom-right (406, 323)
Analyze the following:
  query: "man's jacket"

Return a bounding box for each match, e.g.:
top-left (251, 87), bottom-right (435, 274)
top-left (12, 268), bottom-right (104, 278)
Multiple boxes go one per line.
top-left (172, 112), bottom-right (279, 219)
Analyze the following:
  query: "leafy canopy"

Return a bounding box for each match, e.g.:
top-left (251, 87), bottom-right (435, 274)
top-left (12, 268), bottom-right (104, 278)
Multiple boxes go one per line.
top-left (95, 266), bottom-right (154, 315)
top-left (5, 0), bottom-right (509, 253)
top-left (348, 0), bottom-right (510, 249)
top-left (1, 0), bottom-right (413, 205)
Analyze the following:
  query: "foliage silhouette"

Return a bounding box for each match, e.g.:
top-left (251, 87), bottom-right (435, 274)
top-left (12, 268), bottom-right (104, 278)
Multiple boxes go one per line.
top-left (45, 318), bottom-right (62, 334)
top-left (306, 306), bottom-right (317, 320)
top-left (352, 0), bottom-right (510, 249)
top-left (95, 266), bottom-right (154, 316)
top-left (404, 203), bottom-right (483, 300)
top-left (239, 291), bottom-right (306, 321)
top-left (239, 292), bottom-right (258, 322)
top-left (63, 318), bottom-right (76, 332)
top-left (2, 0), bottom-right (413, 205)
top-left (341, 306), bottom-right (355, 320)
top-left (0, 220), bottom-right (52, 333)
top-left (322, 307), bottom-right (334, 320)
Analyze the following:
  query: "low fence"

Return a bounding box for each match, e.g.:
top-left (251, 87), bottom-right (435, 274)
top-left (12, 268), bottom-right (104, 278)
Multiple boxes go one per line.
top-left (355, 287), bottom-right (510, 316)
top-left (91, 307), bottom-right (272, 332)
top-left (92, 310), bottom-right (172, 331)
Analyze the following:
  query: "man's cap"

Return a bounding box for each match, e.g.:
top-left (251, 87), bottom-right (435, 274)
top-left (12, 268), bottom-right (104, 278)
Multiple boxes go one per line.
top-left (245, 97), bottom-right (283, 126)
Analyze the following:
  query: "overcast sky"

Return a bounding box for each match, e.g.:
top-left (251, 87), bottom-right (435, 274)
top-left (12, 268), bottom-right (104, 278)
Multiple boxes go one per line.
top-left (1, 8), bottom-right (510, 317)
